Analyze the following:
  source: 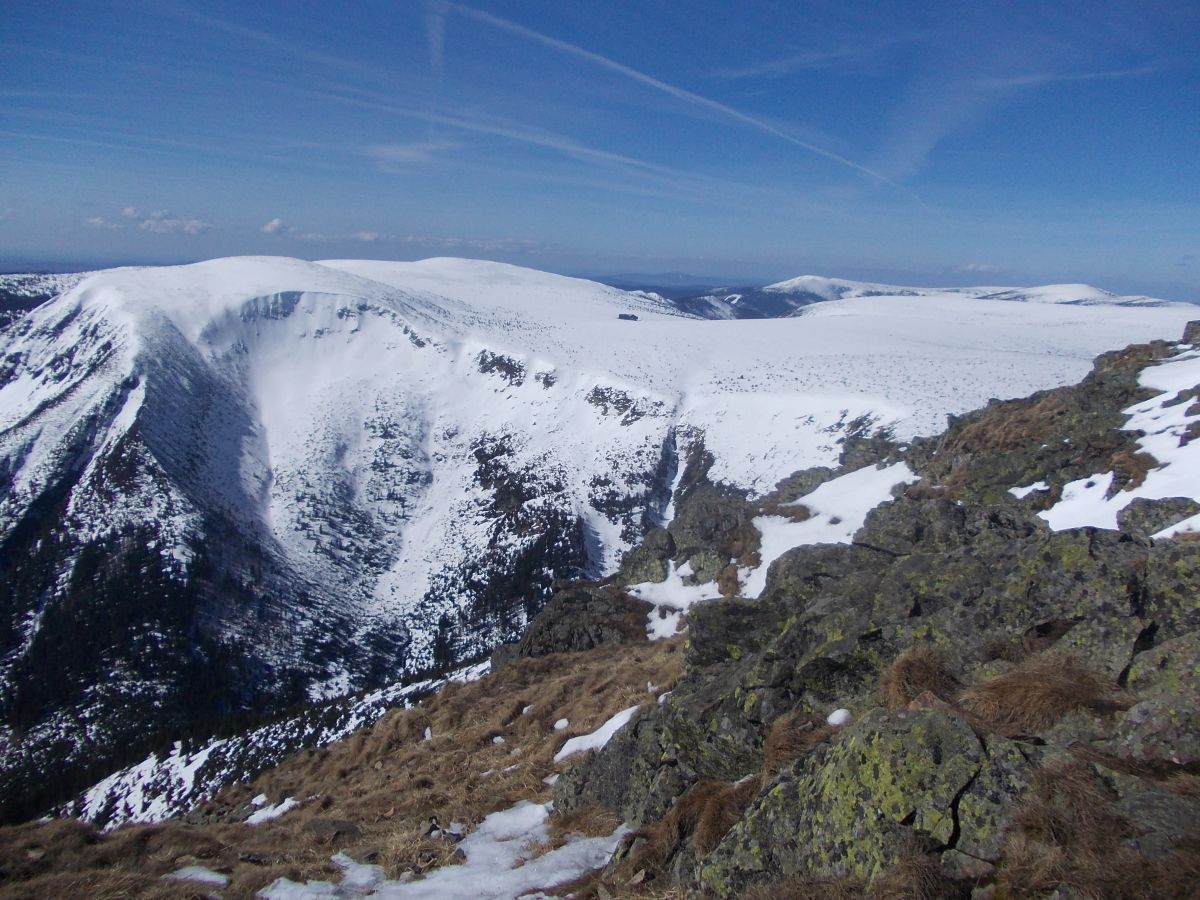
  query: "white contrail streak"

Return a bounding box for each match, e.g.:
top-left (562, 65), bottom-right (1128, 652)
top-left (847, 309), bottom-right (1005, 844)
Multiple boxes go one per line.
top-left (451, 3), bottom-right (916, 197)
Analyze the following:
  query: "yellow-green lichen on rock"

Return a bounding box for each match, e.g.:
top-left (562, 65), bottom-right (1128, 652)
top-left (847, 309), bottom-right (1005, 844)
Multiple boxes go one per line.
top-left (699, 708), bottom-right (986, 895)
top-left (1113, 629), bottom-right (1200, 767)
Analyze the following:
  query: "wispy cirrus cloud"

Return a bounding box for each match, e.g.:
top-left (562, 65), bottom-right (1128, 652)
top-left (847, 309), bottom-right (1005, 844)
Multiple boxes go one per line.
top-left (259, 217), bottom-right (540, 253)
top-left (260, 218), bottom-right (384, 242)
top-left (425, 0), bottom-right (449, 81)
top-left (123, 207), bottom-right (212, 235)
top-left (713, 48), bottom-right (876, 80)
top-left (711, 31), bottom-right (922, 81)
top-left (447, 4), bottom-right (913, 197)
top-left (974, 64), bottom-right (1160, 89)
top-left (317, 89), bottom-right (747, 194)
top-left (867, 4), bottom-right (1169, 183)
top-left (365, 140), bottom-right (455, 168)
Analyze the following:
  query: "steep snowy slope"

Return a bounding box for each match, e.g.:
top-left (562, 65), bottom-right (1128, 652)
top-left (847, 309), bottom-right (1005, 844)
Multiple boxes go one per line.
top-left (1, 255), bottom-right (1196, 821)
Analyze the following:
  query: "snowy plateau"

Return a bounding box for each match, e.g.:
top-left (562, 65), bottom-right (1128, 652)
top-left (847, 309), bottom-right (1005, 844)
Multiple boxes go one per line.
top-left (0, 255), bottom-right (1196, 821)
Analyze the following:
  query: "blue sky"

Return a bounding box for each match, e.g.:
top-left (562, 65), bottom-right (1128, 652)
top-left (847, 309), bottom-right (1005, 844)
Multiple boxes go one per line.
top-left (2, 0), bottom-right (1198, 297)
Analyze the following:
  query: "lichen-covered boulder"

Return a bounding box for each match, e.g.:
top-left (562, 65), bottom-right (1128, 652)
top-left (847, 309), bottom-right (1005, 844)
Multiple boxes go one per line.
top-left (553, 700), bottom-right (697, 828)
top-left (1116, 497), bottom-right (1200, 539)
top-left (618, 526), bottom-right (675, 584)
top-left (765, 465), bottom-right (836, 504)
top-left (1112, 630), bottom-right (1200, 767)
top-left (491, 583), bottom-right (650, 666)
top-left (667, 483), bottom-right (759, 570)
top-left (1145, 541), bottom-right (1200, 640)
top-left (698, 708), bottom-right (1029, 896)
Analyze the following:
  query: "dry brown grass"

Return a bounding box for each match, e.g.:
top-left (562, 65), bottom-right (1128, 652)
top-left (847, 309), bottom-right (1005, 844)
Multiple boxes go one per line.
top-left (1109, 449), bottom-right (1158, 492)
top-left (756, 500), bottom-right (812, 523)
top-left (982, 620), bottom-right (1079, 664)
top-left (761, 711), bottom-right (837, 779)
top-left (980, 636), bottom-right (1027, 663)
top-left (997, 760), bottom-right (1200, 899)
top-left (738, 839), bottom-right (960, 899)
top-left (955, 652), bottom-right (1129, 736)
top-left (1173, 530), bottom-right (1200, 543)
top-left (880, 646), bottom-right (961, 710)
top-left (546, 805), bottom-right (622, 849)
top-left (949, 395), bottom-right (1068, 454)
top-left (0, 640), bottom-right (684, 898)
top-left (599, 775), bottom-right (762, 891)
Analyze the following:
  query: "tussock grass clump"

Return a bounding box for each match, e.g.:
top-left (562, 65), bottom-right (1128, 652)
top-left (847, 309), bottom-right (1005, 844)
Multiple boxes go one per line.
top-left (546, 805), bottom-right (621, 850)
top-left (998, 761), bottom-right (1200, 899)
top-left (980, 636), bottom-right (1027, 663)
top-left (948, 394), bottom-right (1069, 454)
top-left (956, 652), bottom-right (1129, 735)
top-left (612, 776), bottom-right (762, 887)
top-left (761, 711), bottom-right (837, 779)
top-left (1109, 449), bottom-right (1158, 492)
top-left (738, 839), bottom-right (959, 899)
top-left (756, 500), bottom-right (812, 523)
top-left (880, 646), bottom-right (961, 710)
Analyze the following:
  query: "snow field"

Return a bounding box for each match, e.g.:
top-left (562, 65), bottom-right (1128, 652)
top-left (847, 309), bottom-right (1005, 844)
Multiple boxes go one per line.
top-left (1037, 348), bottom-right (1200, 534)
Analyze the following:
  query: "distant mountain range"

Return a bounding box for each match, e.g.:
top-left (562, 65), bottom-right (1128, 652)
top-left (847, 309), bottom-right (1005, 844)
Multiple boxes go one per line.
top-left (603, 274), bottom-right (1190, 320)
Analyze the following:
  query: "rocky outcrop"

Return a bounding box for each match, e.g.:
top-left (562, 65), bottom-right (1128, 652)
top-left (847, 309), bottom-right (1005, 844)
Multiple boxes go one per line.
top-left (491, 582), bottom-right (652, 667)
top-left (551, 326), bottom-right (1200, 896)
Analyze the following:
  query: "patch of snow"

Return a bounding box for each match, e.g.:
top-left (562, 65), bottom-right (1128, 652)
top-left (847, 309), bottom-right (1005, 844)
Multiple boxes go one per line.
top-left (245, 797), bottom-right (298, 825)
top-left (1039, 349), bottom-right (1200, 532)
top-left (554, 718), bottom-right (569, 731)
top-left (164, 865), bottom-right (229, 886)
top-left (628, 562), bottom-right (719, 639)
top-left (554, 705), bottom-right (641, 763)
top-left (259, 800), bottom-right (626, 900)
top-left (743, 462), bottom-right (917, 598)
top-left (1009, 480), bottom-right (1049, 499)
top-left (1154, 512), bottom-right (1200, 540)
top-left (827, 708), bottom-right (852, 726)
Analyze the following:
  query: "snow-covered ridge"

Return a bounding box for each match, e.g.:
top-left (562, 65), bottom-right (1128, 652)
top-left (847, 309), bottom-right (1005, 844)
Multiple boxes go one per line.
top-left (764, 274), bottom-right (928, 300)
top-left (764, 274), bottom-right (1185, 308)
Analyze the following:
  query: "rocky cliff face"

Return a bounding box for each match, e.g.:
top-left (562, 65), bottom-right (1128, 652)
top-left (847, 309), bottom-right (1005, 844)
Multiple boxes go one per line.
top-left (544, 325), bottom-right (1200, 896)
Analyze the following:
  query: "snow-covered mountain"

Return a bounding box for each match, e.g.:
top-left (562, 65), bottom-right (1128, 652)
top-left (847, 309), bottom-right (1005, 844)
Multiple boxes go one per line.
top-left (0, 271), bottom-right (92, 330)
top-left (1, 255), bottom-right (1196, 820)
top-left (658, 274), bottom-right (1189, 319)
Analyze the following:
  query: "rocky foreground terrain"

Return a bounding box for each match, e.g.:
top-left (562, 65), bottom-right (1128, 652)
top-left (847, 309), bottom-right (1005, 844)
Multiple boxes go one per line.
top-left (2, 324), bottom-right (1199, 898)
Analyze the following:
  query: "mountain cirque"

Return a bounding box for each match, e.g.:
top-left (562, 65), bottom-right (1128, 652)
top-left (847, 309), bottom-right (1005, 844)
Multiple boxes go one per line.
top-left (0, 257), bottom-right (1197, 860)
top-left (2, 311), bottom-right (1198, 898)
